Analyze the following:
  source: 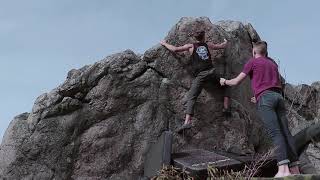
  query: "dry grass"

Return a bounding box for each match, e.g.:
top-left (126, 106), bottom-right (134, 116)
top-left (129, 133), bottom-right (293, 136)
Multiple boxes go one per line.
top-left (151, 165), bottom-right (194, 180)
top-left (207, 149), bottom-right (274, 180)
top-left (207, 165), bottom-right (243, 180)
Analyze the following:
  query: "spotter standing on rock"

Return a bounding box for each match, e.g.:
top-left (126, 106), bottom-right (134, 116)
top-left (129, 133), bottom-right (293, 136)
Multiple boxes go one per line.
top-left (220, 41), bottom-right (300, 177)
top-left (160, 31), bottom-right (231, 132)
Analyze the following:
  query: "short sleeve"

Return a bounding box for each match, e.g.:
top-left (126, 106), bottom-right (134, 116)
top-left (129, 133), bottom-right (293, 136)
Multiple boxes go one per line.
top-left (242, 59), bottom-right (254, 75)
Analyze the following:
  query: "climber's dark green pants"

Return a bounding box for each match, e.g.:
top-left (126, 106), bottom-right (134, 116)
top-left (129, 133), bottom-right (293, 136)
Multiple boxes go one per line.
top-left (185, 68), bottom-right (231, 115)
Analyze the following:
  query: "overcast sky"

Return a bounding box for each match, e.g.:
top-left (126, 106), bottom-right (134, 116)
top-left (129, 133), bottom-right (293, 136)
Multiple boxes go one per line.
top-left (1, 0), bottom-right (319, 140)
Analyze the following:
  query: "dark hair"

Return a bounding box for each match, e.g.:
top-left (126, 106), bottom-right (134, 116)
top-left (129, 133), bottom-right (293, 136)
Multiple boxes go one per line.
top-left (194, 31), bottom-right (205, 42)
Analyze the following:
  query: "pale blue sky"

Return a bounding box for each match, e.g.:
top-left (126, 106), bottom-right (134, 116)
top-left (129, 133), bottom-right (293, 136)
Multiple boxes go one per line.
top-left (1, 0), bottom-right (319, 139)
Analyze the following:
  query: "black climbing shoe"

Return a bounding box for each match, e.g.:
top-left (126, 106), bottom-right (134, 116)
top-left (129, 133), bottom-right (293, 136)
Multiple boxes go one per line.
top-left (222, 107), bottom-right (232, 117)
top-left (175, 123), bottom-right (193, 133)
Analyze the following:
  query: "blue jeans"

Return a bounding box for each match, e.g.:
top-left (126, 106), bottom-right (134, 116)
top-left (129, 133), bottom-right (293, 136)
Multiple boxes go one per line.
top-left (257, 90), bottom-right (299, 166)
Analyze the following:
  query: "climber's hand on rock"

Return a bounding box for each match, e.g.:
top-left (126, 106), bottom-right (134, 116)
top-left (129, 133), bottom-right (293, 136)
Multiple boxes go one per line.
top-left (160, 40), bottom-right (166, 46)
top-left (220, 78), bottom-right (226, 86)
top-left (250, 97), bottom-right (257, 104)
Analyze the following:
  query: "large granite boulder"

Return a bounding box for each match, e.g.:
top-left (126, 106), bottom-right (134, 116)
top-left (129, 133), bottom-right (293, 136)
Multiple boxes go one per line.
top-left (284, 82), bottom-right (320, 173)
top-left (0, 17), bottom-right (318, 179)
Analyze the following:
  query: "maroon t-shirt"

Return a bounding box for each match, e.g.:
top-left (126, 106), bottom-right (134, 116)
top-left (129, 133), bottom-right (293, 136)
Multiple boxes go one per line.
top-left (242, 57), bottom-right (282, 100)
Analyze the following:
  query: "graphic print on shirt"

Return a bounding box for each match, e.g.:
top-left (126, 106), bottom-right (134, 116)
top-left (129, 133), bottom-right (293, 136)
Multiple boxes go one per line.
top-left (196, 46), bottom-right (209, 60)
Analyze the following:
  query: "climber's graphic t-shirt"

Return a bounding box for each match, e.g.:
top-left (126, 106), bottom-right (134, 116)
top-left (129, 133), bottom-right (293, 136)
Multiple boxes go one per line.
top-left (191, 42), bottom-right (213, 75)
top-left (242, 57), bottom-right (282, 100)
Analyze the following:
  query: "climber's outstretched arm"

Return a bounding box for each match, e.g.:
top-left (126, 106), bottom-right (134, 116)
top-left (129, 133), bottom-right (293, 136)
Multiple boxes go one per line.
top-left (207, 38), bottom-right (228, 50)
top-left (160, 40), bottom-right (193, 52)
top-left (220, 72), bottom-right (247, 86)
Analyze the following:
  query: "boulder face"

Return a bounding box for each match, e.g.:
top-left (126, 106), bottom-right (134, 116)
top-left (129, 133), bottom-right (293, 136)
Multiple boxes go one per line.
top-left (0, 17), bottom-right (319, 179)
top-left (285, 82), bottom-right (320, 172)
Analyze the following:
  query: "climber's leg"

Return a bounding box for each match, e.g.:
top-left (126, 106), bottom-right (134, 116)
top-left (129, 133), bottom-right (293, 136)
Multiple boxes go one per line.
top-left (185, 70), bottom-right (209, 124)
top-left (222, 87), bottom-right (231, 116)
top-left (210, 68), bottom-right (231, 115)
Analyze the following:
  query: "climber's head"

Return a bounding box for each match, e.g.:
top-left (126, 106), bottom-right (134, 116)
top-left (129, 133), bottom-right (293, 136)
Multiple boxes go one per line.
top-left (252, 41), bottom-right (268, 58)
top-left (194, 31), bottom-right (205, 42)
